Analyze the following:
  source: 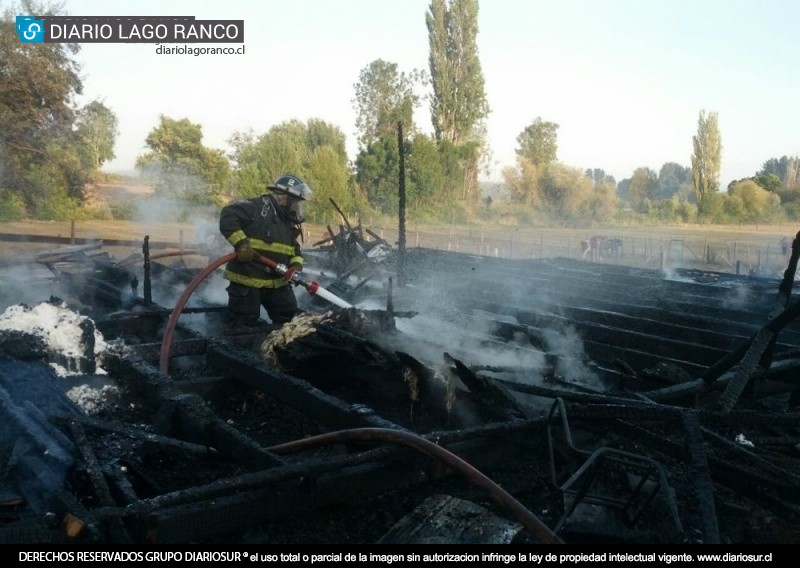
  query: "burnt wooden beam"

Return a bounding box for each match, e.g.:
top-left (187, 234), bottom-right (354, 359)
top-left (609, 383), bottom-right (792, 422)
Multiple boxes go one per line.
top-left (67, 420), bottom-right (132, 543)
top-left (444, 353), bottom-right (526, 419)
top-left (102, 460), bottom-right (140, 506)
top-left (562, 402), bottom-right (681, 422)
top-left (493, 376), bottom-right (660, 409)
top-left (0, 232), bottom-right (185, 250)
top-left (69, 414), bottom-right (218, 457)
top-left (161, 394), bottom-right (284, 468)
top-left (205, 340), bottom-right (406, 432)
top-left (680, 411), bottom-right (720, 544)
top-left (757, 230), bottom-right (800, 371)
top-left (701, 426), bottom-right (800, 487)
top-left (716, 298), bottom-right (800, 412)
top-left (102, 352), bottom-right (174, 402)
top-left (708, 457), bottom-right (800, 520)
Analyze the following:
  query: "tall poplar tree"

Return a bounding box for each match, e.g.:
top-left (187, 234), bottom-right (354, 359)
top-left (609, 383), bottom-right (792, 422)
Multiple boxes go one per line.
top-left (426, 0), bottom-right (488, 145)
top-left (426, 0), bottom-right (489, 205)
top-left (691, 110), bottom-right (722, 211)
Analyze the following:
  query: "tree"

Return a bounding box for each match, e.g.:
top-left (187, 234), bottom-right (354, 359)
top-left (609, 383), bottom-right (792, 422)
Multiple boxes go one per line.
top-left (229, 119), bottom-right (355, 221)
top-left (757, 156), bottom-right (800, 207)
top-left (754, 173), bottom-right (782, 193)
top-left (426, 0), bottom-right (489, 146)
top-left (691, 110), bottom-right (722, 213)
top-left (355, 137), bottom-right (400, 214)
top-left (516, 118), bottom-right (559, 166)
top-left (75, 100), bottom-right (118, 170)
top-left (136, 115), bottom-right (230, 205)
top-left (587, 179), bottom-right (620, 221)
top-left (657, 162), bottom-right (692, 201)
top-left (727, 179), bottom-right (782, 223)
top-left (502, 159), bottom-right (541, 206)
top-left (628, 167), bottom-right (659, 213)
top-left (584, 168), bottom-right (615, 188)
top-left (537, 163), bottom-right (594, 219)
top-left (426, 0), bottom-right (489, 206)
top-left (406, 133), bottom-right (447, 214)
top-left (352, 59), bottom-right (424, 150)
top-left (0, 1), bottom-right (86, 214)
top-left (617, 178), bottom-right (631, 203)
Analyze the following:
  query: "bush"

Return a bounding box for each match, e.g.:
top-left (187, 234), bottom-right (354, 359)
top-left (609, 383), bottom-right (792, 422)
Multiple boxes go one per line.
top-left (109, 201), bottom-right (137, 221)
top-left (0, 190), bottom-right (29, 221)
top-left (33, 190), bottom-right (87, 221)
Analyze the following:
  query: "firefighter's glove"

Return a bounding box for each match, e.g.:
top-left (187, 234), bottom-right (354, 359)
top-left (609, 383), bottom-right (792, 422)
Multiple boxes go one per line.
top-left (234, 240), bottom-right (255, 263)
top-left (284, 263), bottom-right (302, 282)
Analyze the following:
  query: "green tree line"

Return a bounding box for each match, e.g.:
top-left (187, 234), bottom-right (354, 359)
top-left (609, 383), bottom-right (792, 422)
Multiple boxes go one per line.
top-left (4, 1), bottom-right (800, 227)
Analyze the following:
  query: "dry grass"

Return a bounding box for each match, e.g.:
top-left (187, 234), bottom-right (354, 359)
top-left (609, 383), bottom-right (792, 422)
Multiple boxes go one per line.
top-left (1, 217), bottom-right (798, 278)
top-left (1, 177), bottom-right (797, 276)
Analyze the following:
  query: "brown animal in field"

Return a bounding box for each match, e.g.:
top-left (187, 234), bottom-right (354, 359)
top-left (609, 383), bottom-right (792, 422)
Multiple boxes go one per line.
top-left (582, 235), bottom-right (607, 260)
top-left (605, 238), bottom-right (623, 257)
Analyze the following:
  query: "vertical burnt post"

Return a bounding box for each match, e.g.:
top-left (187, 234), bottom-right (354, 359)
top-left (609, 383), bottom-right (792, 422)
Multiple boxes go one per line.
top-left (397, 121), bottom-right (407, 285)
top-left (143, 235), bottom-right (152, 307)
top-left (387, 276), bottom-right (394, 317)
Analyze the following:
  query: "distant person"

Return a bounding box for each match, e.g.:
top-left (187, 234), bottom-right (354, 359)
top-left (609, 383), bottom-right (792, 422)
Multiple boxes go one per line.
top-left (780, 236), bottom-right (789, 255)
top-left (218, 175), bottom-right (312, 327)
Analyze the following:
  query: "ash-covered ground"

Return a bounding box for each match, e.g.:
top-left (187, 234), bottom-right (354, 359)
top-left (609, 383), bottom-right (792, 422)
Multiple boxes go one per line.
top-left (2, 240), bottom-right (800, 544)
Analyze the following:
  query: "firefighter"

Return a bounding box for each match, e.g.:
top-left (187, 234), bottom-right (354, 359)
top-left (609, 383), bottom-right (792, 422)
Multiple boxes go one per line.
top-left (219, 174), bottom-right (313, 327)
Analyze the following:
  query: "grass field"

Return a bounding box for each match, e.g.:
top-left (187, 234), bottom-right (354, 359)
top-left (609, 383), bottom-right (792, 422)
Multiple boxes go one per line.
top-left (1, 217), bottom-right (798, 278)
top-left (0, 177), bottom-right (794, 274)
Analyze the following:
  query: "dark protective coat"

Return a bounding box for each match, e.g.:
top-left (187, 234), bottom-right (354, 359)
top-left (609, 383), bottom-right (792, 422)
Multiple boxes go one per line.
top-left (219, 194), bottom-right (303, 289)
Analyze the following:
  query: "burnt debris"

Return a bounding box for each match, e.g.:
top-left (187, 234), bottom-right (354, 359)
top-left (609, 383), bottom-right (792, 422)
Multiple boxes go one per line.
top-left (0, 229), bottom-right (799, 544)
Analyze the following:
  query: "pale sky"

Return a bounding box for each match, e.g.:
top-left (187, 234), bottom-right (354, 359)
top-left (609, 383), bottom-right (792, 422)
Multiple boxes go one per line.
top-left (53, 0), bottom-right (800, 187)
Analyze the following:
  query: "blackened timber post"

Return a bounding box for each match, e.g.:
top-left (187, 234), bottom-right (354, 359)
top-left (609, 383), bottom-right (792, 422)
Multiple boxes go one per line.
top-left (397, 121), bottom-right (406, 285)
top-left (143, 235), bottom-right (152, 307)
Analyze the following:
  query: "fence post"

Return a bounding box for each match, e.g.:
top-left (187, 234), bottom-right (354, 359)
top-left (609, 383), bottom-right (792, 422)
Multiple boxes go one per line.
top-left (179, 229), bottom-right (184, 254)
top-left (448, 224), bottom-right (453, 252)
top-left (70, 220), bottom-right (75, 244)
top-left (509, 233), bottom-right (515, 259)
top-left (703, 238), bottom-right (708, 263)
top-left (539, 235), bottom-right (544, 258)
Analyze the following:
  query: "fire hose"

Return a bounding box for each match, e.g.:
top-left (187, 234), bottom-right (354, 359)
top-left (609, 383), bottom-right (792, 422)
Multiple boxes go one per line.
top-left (159, 252), bottom-right (352, 376)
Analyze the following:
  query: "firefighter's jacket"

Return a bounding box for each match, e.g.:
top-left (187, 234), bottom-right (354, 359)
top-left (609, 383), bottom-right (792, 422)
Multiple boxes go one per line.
top-left (219, 194), bottom-right (303, 289)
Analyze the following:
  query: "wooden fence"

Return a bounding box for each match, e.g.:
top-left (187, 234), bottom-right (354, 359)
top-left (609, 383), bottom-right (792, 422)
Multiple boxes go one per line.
top-left (1, 220), bottom-right (795, 278)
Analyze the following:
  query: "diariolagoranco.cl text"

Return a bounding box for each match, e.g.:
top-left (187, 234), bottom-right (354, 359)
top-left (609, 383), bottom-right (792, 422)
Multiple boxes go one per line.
top-left (156, 44), bottom-right (245, 56)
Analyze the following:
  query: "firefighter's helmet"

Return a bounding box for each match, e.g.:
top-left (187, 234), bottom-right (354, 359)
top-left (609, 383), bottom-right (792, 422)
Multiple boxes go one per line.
top-left (267, 175), bottom-right (313, 201)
